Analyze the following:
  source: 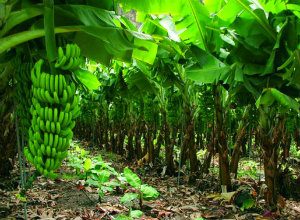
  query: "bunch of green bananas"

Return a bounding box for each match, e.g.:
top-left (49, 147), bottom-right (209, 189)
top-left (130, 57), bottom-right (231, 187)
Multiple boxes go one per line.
top-left (15, 62), bottom-right (33, 140)
top-left (24, 44), bottom-right (81, 179)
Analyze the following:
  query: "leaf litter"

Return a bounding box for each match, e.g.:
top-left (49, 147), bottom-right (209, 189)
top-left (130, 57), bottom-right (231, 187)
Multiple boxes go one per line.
top-left (1, 144), bottom-right (300, 220)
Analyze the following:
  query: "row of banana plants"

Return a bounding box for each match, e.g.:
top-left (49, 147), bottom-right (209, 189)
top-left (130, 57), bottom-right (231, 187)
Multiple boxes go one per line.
top-left (74, 0), bottom-right (300, 210)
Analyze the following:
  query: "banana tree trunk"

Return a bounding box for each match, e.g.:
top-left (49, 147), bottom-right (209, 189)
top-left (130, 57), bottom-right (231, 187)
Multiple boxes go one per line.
top-left (259, 110), bottom-right (284, 209)
top-left (164, 112), bottom-right (175, 175)
top-left (147, 126), bottom-right (155, 164)
top-left (0, 113), bottom-right (16, 177)
top-left (187, 120), bottom-right (198, 182)
top-left (230, 126), bottom-right (247, 178)
top-left (104, 122), bottom-right (110, 151)
top-left (281, 131), bottom-right (291, 160)
top-left (135, 126), bottom-right (142, 160)
top-left (154, 130), bottom-right (163, 163)
top-left (127, 127), bottom-right (134, 160)
top-left (202, 130), bottom-right (215, 174)
top-left (117, 127), bottom-right (125, 155)
top-left (214, 85), bottom-right (231, 190)
top-left (181, 107), bottom-right (198, 182)
top-left (294, 128), bottom-right (300, 150)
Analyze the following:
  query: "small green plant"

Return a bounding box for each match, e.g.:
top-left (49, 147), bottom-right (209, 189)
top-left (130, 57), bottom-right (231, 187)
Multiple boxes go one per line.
top-left (120, 167), bottom-right (159, 209)
top-left (66, 144), bottom-right (159, 205)
top-left (66, 144), bottom-right (120, 201)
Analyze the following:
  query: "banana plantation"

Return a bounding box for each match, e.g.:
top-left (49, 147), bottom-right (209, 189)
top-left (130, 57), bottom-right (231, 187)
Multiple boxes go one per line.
top-left (1, 0), bottom-right (300, 219)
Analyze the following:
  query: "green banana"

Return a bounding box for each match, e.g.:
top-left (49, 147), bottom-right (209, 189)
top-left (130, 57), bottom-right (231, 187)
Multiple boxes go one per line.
top-left (51, 121), bottom-right (56, 133)
top-left (39, 118), bottom-right (45, 131)
top-left (46, 145), bottom-right (51, 157)
top-left (49, 133), bottom-right (53, 146)
top-left (70, 95), bottom-right (79, 110)
top-left (53, 135), bottom-right (58, 148)
top-left (44, 132), bottom-right (49, 146)
top-left (65, 103), bottom-right (71, 113)
top-left (65, 44), bottom-right (71, 59)
top-left (39, 107), bottom-right (45, 120)
top-left (61, 112), bottom-right (69, 128)
top-left (43, 169), bottom-right (49, 177)
top-left (58, 111), bottom-right (64, 124)
top-left (53, 91), bottom-right (60, 104)
top-left (58, 47), bottom-right (64, 60)
top-left (45, 73), bottom-right (50, 91)
top-left (54, 75), bottom-right (59, 94)
top-left (45, 90), bottom-right (54, 104)
top-left (53, 159), bottom-right (60, 170)
top-left (62, 57), bottom-right (74, 70)
top-left (55, 55), bottom-right (67, 68)
top-left (58, 74), bottom-right (64, 96)
top-left (40, 73), bottom-right (46, 89)
top-left (61, 89), bottom-right (68, 104)
top-left (53, 108), bottom-right (58, 122)
top-left (57, 137), bottom-right (63, 151)
top-left (41, 144), bottom-right (46, 155)
top-left (56, 122), bottom-right (61, 134)
top-left (50, 74), bottom-right (55, 93)
top-left (45, 107), bottom-right (49, 121)
top-left (29, 141), bottom-right (37, 156)
top-left (48, 108), bottom-right (53, 122)
top-left (46, 120), bottom-right (51, 133)
top-left (51, 147), bottom-right (57, 158)
top-left (50, 158), bottom-right (55, 170)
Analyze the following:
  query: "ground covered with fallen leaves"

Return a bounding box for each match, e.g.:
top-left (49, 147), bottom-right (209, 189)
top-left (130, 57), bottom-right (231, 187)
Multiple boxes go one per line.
top-left (1, 142), bottom-right (300, 220)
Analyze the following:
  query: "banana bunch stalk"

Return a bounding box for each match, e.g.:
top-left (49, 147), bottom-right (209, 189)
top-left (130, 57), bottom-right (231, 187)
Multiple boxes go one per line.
top-left (24, 44), bottom-right (81, 179)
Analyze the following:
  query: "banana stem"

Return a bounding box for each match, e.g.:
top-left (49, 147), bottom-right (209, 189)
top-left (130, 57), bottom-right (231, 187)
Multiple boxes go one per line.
top-left (44, 0), bottom-right (57, 74)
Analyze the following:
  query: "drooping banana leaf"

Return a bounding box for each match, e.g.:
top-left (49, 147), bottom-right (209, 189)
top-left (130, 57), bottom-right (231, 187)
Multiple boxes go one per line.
top-left (256, 88), bottom-right (300, 112)
top-left (117, 0), bottom-right (210, 51)
top-left (0, 3), bottom-right (158, 66)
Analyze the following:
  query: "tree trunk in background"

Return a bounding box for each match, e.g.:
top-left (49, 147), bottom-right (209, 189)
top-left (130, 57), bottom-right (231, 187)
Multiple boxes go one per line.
top-left (98, 123), bottom-right (103, 147)
top-left (154, 130), bottom-right (163, 163)
top-left (0, 113), bottom-right (16, 177)
top-left (281, 130), bottom-right (291, 160)
top-left (164, 111), bottom-right (174, 175)
top-left (214, 85), bottom-right (231, 191)
top-left (104, 124), bottom-right (109, 151)
top-left (117, 128), bottom-right (125, 155)
top-left (259, 111), bottom-right (284, 209)
top-left (230, 126), bottom-right (247, 178)
top-left (182, 107), bottom-right (198, 182)
top-left (187, 120), bottom-right (198, 182)
top-left (147, 127), bottom-right (155, 164)
top-left (135, 127), bottom-right (142, 160)
top-left (111, 128), bottom-right (116, 153)
top-left (127, 128), bottom-right (134, 160)
top-left (263, 145), bottom-right (279, 209)
top-left (202, 131), bottom-right (214, 174)
top-left (294, 128), bottom-right (300, 150)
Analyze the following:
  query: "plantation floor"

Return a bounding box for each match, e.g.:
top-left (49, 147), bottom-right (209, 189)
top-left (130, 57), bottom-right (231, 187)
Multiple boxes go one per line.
top-left (1, 143), bottom-right (300, 220)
